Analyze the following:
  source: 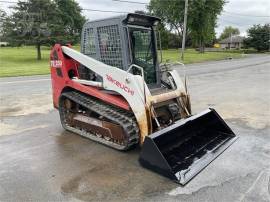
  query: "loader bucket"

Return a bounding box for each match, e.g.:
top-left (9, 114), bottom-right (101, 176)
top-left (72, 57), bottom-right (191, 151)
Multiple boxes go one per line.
top-left (139, 108), bottom-right (237, 185)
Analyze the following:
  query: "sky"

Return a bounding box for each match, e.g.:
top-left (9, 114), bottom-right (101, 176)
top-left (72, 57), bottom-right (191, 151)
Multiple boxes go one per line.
top-left (1, 0), bottom-right (270, 37)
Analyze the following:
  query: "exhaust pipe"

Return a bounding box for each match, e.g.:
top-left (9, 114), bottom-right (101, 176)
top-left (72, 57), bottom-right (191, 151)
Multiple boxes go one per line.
top-left (139, 108), bottom-right (238, 185)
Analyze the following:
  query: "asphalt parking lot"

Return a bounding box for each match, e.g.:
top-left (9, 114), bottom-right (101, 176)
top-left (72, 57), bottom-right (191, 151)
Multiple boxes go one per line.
top-left (0, 54), bottom-right (270, 201)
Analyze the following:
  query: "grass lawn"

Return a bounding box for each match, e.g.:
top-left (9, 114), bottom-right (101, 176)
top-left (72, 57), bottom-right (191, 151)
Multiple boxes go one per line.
top-left (0, 46), bottom-right (51, 77)
top-left (0, 46), bottom-right (242, 77)
top-left (162, 49), bottom-right (242, 64)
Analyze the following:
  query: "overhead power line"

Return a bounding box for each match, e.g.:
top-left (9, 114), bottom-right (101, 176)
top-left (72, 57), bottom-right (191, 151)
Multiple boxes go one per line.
top-left (223, 11), bottom-right (270, 18)
top-left (112, 0), bottom-right (199, 2)
top-left (0, 0), bottom-right (147, 5)
top-left (0, 1), bottom-right (128, 14)
top-left (218, 18), bottom-right (248, 27)
top-left (112, 0), bottom-right (148, 4)
top-left (82, 8), bottom-right (128, 14)
top-left (1, 0), bottom-right (270, 19)
top-left (0, 0), bottom-right (17, 3)
top-left (112, 0), bottom-right (270, 18)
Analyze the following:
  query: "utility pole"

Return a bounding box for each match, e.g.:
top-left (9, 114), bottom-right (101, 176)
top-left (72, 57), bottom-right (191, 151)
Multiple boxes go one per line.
top-left (229, 33), bottom-right (232, 50)
top-left (181, 0), bottom-right (188, 61)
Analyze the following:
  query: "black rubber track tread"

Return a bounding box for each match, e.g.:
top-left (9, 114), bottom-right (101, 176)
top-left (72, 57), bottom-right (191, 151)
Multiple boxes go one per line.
top-left (59, 91), bottom-right (139, 150)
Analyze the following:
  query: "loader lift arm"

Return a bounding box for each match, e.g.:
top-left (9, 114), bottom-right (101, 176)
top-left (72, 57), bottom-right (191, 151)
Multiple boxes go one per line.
top-left (61, 45), bottom-right (189, 144)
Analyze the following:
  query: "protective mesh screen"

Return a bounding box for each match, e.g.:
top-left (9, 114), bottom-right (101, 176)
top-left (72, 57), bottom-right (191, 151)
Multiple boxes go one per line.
top-left (97, 25), bottom-right (123, 69)
top-left (130, 29), bottom-right (156, 84)
top-left (133, 31), bottom-right (153, 64)
top-left (82, 28), bottom-right (96, 57)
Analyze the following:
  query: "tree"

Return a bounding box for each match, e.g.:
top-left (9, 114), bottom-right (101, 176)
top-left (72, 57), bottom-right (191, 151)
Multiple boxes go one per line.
top-left (148, 0), bottom-right (186, 39)
top-left (3, 0), bottom-right (59, 59)
top-left (168, 32), bottom-right (181, 49)
top-left (0, 8), bottom-right (7, 41)
top-left (156, 23), bottom-right (169, 50)
top-left (148, 0), bottom-right (225, 53)
top-left (189, 0), bottom-right (225, 52)
top-left (55, 0), bottom-right (86, 44)
top-left (2, 0), bottom-right (85, 60)
top-left (219, 26), bottom-right (240, 40)
top-left (244, 24), bottom-right (270, 52)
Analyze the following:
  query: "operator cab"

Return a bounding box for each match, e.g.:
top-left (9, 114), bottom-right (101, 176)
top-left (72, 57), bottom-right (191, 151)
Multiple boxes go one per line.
top-left (125, 14), bottom-right (160, 86)
top-left (81, 13), bottom-right (161, 88)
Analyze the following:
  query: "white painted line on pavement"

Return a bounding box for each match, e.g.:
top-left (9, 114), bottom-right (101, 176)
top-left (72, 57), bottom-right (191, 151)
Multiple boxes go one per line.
top-left (0, 78), bottom-right (50, 85)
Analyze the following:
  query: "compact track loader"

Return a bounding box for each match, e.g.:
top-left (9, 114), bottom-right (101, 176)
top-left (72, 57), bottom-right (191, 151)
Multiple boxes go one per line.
top-left (50, 13), bottom-right (237, 185)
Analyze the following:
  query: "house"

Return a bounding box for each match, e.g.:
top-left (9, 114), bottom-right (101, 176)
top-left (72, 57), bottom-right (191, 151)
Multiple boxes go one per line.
top-left (219, 35), bottom-right (245, 49)
top-left (0, 42), bottom-right (9, 47)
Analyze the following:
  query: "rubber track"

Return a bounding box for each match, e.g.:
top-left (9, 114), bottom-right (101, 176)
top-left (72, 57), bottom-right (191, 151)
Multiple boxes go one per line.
top-left (59, 91), bottom-right (139, 150)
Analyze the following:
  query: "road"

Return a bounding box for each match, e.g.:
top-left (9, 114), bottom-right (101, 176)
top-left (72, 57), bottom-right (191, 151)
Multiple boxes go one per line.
top-left (0, 54), bottom-right (270, 202)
